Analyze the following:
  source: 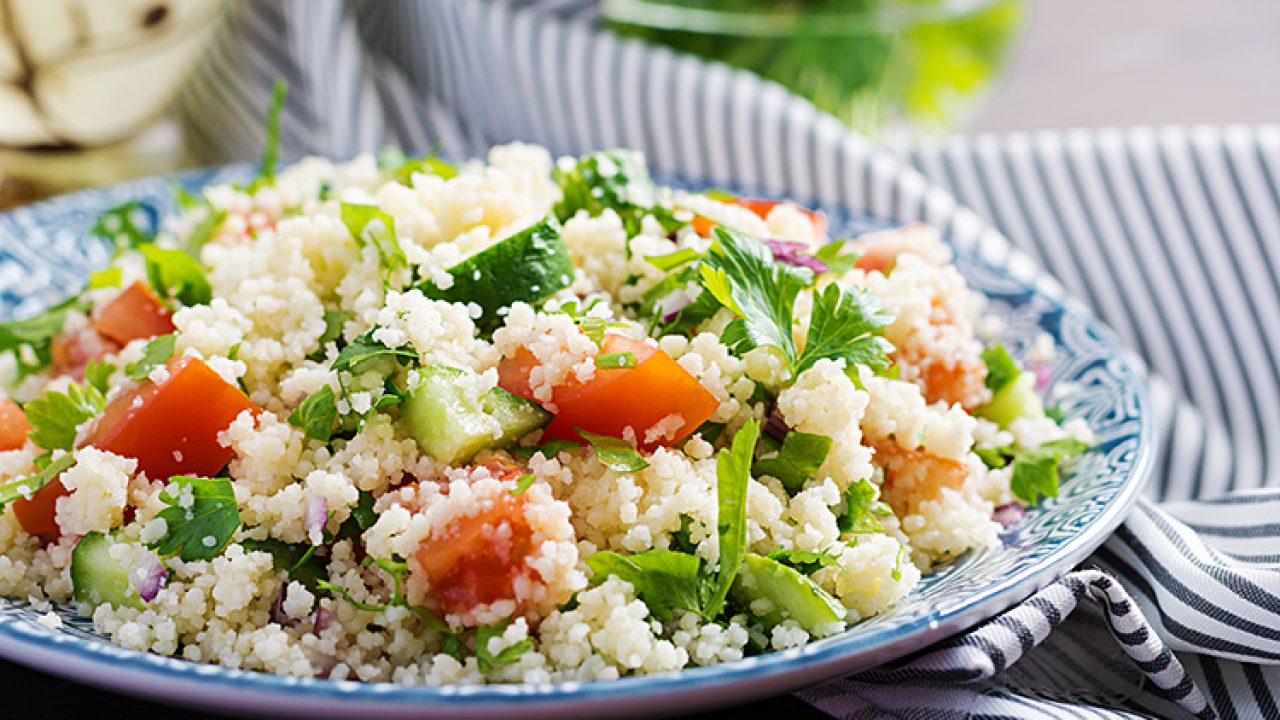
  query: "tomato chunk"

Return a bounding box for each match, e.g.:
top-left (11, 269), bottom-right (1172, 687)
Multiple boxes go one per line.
top-left (693, 197), bottom-right (827, 239)
top-left (81, 355), bottom-right (257, 481)
top-left (415, 493), bottom-right (534, 618)
top-left (92, 281), bottom-right (175, 346)
top-left (534, 335), bottom-right (717, 450)
top-left (51, 326), bottom-right (120, 380)
top-left (12, 478), bottom-right (68, 539)
top-left (0, 400), bottom-right (31, 452)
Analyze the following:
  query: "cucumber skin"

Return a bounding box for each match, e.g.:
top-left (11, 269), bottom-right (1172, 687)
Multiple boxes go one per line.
top-left (732, 553), bottom-right (845, 632)
top-left (402, 366), bottom-right (550, 465)
top-left (418, 218), bottom-right (574, 328)
top-left (71, 532), bottom-right (143, 610)
top-left (977, 371), bottom-right (1044, 428)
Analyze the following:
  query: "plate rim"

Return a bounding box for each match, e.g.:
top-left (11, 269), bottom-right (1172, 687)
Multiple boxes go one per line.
top-left (0, 164), bottom-right (1154, 717)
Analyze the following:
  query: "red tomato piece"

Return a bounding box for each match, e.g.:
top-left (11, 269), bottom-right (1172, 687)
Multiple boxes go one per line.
top-left (51, 326), bottom-right (120, 380)
top-left (12, 478), bottom-right (68, 540)
top-left (0, 399), bottom-right (31, 452)
top-left (414, 493), bottom-right (534, 618)
top-left (693, 197), bottom-right (827, 239)
top-left (538, 334), bottom-right (718, 450)
top-left (81, 355), bottom-right (257, 481)
top-left (92, 281), bottom-right (175, 346)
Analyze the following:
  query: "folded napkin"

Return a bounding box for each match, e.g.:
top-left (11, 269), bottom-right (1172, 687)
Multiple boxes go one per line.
top-left (173, 2), bottom-right (1280, 717)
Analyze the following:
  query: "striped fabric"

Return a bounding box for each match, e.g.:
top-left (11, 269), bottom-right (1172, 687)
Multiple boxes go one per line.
top-left (170, 2), bottom-right (1280, 718)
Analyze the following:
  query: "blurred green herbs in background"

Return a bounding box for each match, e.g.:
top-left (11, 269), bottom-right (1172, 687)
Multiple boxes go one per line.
top-left (601, 0), bottom-right (1022, 135)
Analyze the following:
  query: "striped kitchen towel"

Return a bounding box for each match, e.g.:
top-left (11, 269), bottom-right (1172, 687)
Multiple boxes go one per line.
top-left (172, 1), bottom-right (1280, 717)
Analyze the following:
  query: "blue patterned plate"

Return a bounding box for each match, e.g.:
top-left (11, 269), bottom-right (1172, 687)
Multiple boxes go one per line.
top-left (0, 166), bottom-right (1151, 718)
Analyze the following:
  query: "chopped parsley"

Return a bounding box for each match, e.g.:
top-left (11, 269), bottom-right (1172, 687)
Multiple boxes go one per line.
top-left (0, 453), bottom-right (75, 509)
top-left (288, 385), bottom-right (339, 442)
top-left (838, 479), bottom-right (893, 534)
top-left (578, 430), bottom-right (650, 472)
top-left (340, 202), bottom-right (408, 282)
top-left (509, 473), bottom-right (536, 496)
top-left (510, 439), bottom-right (581, 461)
top-left (753, 431), bottom-right (832, 494)
top-left (982, 344), bottom-right (1020, 393)
top-left (594, 351), bottom-right (637, 369)
top-left (147, 476), bottom-right (241, 562)
top-left (552, 150), bottom-right (682, 238)
top-left (124, 333), bottom-right (176, 381)
top-left (586, 549), bottom-right (704, 621)
top-left (24, 382), bottom-right (106, 452)
top-left (475, 617), bottom-right (534, 674)
top-left (766, 546), bottom-right (842, 576)
top-left (330, 331), bottom-right (417, 375)
top-left (140, 244), bottom-right (213, 306)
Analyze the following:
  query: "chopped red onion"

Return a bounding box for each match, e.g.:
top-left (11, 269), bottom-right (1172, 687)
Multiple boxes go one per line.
top-left (129, 551), bottom-right (168, 603)
top-left (658, 290), bottom-right (693, 324)
top-left (271, 581), bottom-right (298, 628)
top-left (764, 239), bottom-right (827, 273)
top-left (312, 606), bottom-right (335, 634)
top-left (764, 403), bottom-right (790, 443)
top-left (1030, 363), bottom-right (1052, 391)
top-left (305, 494), bottom-right (327, 544)
top-left (993, 502), bottom-right (1026, 528)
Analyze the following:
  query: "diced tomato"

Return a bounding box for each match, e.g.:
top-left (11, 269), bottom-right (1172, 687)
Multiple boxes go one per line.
top-left (0, 400), bottom-right (31, 451)
top-left (81, 355), bottom-right (257, 481)
top-left (496, 348), bottom-right (539, 403)
top-left (12, 478), bottom-right (69, 540)
top-left (92, 280), bottom-right (175, 346)
top-left (504, 334), bottom-right (717, 451)
top-left (414, 492), bottom-right (535, 618)
top-left (693, 197), bottom-right (827, 239)
top-left (51, 326), bottom-right (120, 380)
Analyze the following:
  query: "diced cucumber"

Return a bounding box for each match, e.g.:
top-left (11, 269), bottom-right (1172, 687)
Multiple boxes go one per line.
top-left (418, 218), bottom-right (574, 327)
top-left (977, 371), bottom-right (1044, 428)
top-left (71, 532), bottom-right (143, 610)
top-left (731, 553), bottom-right (845, 632)
top-left (402, 365), bottom-right (551, 465)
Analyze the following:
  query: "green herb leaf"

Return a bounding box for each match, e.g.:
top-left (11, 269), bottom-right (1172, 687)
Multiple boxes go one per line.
top-left (0, 295), bottom-right (89, 380)
top-left (703, 418), bottom-right (760, 619)
top-left (125, 333), bottom-right (176, 381)
top-left (0, 452), bottom-right (75, 509)
top-left (510, 439), bottom-right (581, 461)
top-left (308, 310), bottom-right (349, 362)
top-left (796, 283), bottom-right (894, 375)
top-left (509, 474), bottom-right (536, 496)
top-left (645, 248), bottom-right (703, 272)
top-left (330, 331), bottom-right (417, 375)
top-left (242, 538), bottom-right (328, 591)
top-left (578, 430), bottom-right (650, 472)
top-left (1009, 438), bottom-right (1088, 505)
top-left (288, 385), bottom-right (339, 442)
top-left (91, 201), bottom-right (156, 253)
top-left (475, 617), bottom-right (533, 674)
top-left (83, 360), bottom-right (115, 395)
top-left (838, 478), bottom-right (892, 534)
top-left (982, 344), bottom-right (1020, 393)
top-left (24, 382), bottom-right (106, 452)
top-left (140, 244), bottom-right (212, 306)
top-left (552, 150), bottom-right (682, 237)
top-left (753, 431), bottom-right (833, 494)
top-left (586, 549), bottom-right (704, 620)
top-left (974, 446), bottom-right (1011, 469)
top-left (814, 240), bottom-right (858, 277)
top-left (147, 476), bottom-right (241, 562)
top-left (379, 147), bottom-right (459, 184)
top-left (184, 206), bottom-right (227, 256)
top-left (766, 546), bottom-right (842, 576)
top-left (594, 351), bottom-right (637, 369)
top-left (1045, 404), bottom-right (1067, 423)
top-left (248, 79), bottom-right (287, 190)
top-left (340, 203), bottom-right (407, 280)
top-left (88, 267), bottom-right (123, 289)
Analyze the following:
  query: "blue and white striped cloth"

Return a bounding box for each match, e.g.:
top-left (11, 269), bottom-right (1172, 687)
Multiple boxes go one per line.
top-left (171, 2), bottom-right (1280, 717)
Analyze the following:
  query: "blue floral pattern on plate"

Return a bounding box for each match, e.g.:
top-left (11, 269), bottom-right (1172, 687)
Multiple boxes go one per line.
top-left (0, 167), bottom-right (1152, 718)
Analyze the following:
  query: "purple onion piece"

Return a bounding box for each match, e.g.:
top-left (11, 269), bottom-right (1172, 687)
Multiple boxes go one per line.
top-left (658, 290), bottom-right (693, 324)
top-left (764, 239), bottom-right (827, 274)
top-left (312, 606), bottom-right (335, 634)
top-left (1029, 362), bottom-right (1052, 391)
top-left (271, 581), bottom-right (298, 628)
top-left (993, 502), bottom-right (1026, 528)
top-left (764, 403), bottom-right (791, 443)
top-left (129, 551), bottom-right (168, 603)
top-left (304, 494), bottom-right (328, 543)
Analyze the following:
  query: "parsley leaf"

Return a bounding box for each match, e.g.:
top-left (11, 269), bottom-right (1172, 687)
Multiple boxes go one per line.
top-left (1009, 438), bottom-right (1088, 505)
top-left (838, 478), bottom-right (893, 534)
top-left (553, 150), bottom-right (682, 237)
top-left (379, 147), bottom-right (459, 185)
top-left (147, 476), bottom-right (241, 562)
top-left (510, 439), bottom-right (581, 461)
top-left (0, 295), bottom-right (89, 380)
top-left (578, 430), bottom-right (650, 472)
top-left (288, 385), bottom-right (339, 442)
top-left (125, 333), bottom-right (176, 381)
top-left (330, 331), bottom-right (417, 375)
top-left (242, 538), bottom-right (328, 591)
top-left (0, 453), bottom-right (75, 508)
top-left (308, 310), bottom-right (349, 362)
top-left (336, 490), bottom-right (377, 540)
top-left (703, 418), bottom-right (760, 619)
top-left (796, 283), bottom-right (894, 374)
top-left (645, 248), bottom-right (703, 272)
top-left (24, 382), bottom-right (106, 451)
top-left (84, 360), bottom-right (115, 395)
top-left (475, 618), bottom-right (534, 674)
top-left (586, 549), bottom-right (704, 621)
top-left (814, 239), bottom-right (858, 277)
top-left (184, 205), bottom-right (227, 256)
top-left (766, 546), bottom-right (842, 576)
top-left (982, 344), bottom-right (1020, 393)
top-left (140, 244), bottom-right (212, 306)
top-left (753, 431), bottom-right (832, 494)
top-left (509, 474), bottom-right (536, 496)
top-left (340, 203), bottom-right (408, 280)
